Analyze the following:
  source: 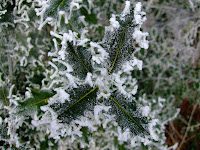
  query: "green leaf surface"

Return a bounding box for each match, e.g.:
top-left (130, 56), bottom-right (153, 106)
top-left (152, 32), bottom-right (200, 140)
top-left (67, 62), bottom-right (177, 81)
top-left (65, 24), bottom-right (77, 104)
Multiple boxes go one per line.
top-left (43, 0), bottom-right (71, 21)
top-left (51, 85), bottom-right (98, 123)
top-left (17, 90), bottom-right (55, 116)
top-left (0, 85), bottom-right (9, 106)
top-left (65, 42), bottom-right (93, 79)
top-left (102, 12), bottom-right (136, 74)
top-left (105, 93), bottom-right (149, 136)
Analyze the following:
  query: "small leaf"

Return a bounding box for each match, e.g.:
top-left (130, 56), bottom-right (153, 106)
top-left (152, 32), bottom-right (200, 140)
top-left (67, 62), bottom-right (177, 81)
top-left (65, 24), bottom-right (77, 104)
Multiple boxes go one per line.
top-left (66, 42), bottom-right (93, 79)
top-left (43, 0), bottom-right (71, 21)
top-left (105, 93), bottom-right (149, 136)
top-left (102, 11), bottom-right (136, 74)
top-left (0, 123), bottom-right (7, 140)
top-left (17, 90), bottom-right (55, 116)
top-left (51, 85), bottom-right (98, 123)
top-left (0, 85), bottom-right (9, 106)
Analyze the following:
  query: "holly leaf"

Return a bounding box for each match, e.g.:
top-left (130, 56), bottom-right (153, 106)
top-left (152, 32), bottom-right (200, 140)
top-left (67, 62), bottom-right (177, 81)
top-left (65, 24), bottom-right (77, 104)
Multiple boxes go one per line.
top-left (0, 85), bottom-right (9, 106)
top-left (102, 10), bottom-right (136, 74)
top-left (51, 84), bottom-right (98, 123)
top-left (66, 42), bottom-right (93, 79)
top-left (106, 93), bottom-right (149, 136)
top-left (42, 0), bottom-right (72, 21)
top-left (17, 90), bottom-right (55, 116)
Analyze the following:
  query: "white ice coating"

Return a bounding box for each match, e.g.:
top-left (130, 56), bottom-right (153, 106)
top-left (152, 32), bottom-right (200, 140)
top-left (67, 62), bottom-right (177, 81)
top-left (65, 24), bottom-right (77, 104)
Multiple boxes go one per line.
top-left (90, 42), bottom-right (109, 65)
top-left (134, 2), bottom-right (146, 25)
top-left (121, 1), bottom-right (130, 20)
top-left (133, 30), bottom-right (149, 49)
top-left (54, 88), bottom-right (70, 103)
top-left (0, 117), bottom-right (2, 125)
top-left (85, 72), bottom-right (94, 87)
top-left (122, 57), bottom-right (143, 71)
top-left (141, 106), bottom-right (150, 117)
top-left (109, 14), bottom-right (120, 31)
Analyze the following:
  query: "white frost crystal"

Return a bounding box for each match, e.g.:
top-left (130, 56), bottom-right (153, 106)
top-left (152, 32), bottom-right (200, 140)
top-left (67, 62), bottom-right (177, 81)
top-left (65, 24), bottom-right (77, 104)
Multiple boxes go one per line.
top-left (109, 14), bottom-right (120, 31)
top-left (133, 30), bottom-right (149, 49)
top-left (121, 0), bottom-right (131, 20)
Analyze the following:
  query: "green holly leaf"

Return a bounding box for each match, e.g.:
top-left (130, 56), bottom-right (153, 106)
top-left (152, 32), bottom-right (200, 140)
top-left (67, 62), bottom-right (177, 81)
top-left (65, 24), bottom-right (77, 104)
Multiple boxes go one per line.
top-left (17, 90), bottom-right (55, 116)
top-left (0, 85), bottom-right (9, 106)
top-left (51, 84), bottom-right (98, 123)
top-left (107, 93), bottom-right (149, 135)
top-left (102, 12), bottom-right (136, 74)
top-left (66, 42), bottom-right (93, 79)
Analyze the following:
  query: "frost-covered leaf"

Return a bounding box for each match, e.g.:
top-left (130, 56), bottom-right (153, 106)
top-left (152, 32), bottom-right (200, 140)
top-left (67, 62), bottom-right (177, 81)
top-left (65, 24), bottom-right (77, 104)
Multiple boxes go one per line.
top-left (0, 85), bottom-right (9, 106)
top-left (51, 84), bottom-right (98, 123)
top-left (106, 93), bottom-right (149, 136)
top-left (17, 90), bottom-right (55, 116)
top-left (42, 0), bottom-right (73, 21)
top-left (0, 123), bottom-right (7, 140)
top-left (0, 1), bottom-right (14, 23)
top-left (66, 42), bottom-right (93, 79)
top-left (102, 12), bottom-right (136, 73)
top-left (102, 2), bottom-right (148, 74)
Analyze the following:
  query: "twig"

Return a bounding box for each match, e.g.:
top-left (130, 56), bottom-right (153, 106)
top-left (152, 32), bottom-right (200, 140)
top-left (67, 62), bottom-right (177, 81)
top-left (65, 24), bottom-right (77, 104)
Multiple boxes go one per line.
top-left (166, 129), bottom-right (176, 144)
top-left (179, 116), bottom-right (189, 126)
top-left (170, 122), bottom-right (183, 139)
top-left (177, 103), bottom-right (198, 150)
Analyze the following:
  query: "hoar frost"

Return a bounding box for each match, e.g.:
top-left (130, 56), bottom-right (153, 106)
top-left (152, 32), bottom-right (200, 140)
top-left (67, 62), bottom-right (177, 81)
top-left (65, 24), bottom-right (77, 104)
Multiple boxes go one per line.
top-left (0, 0), bottom-right (180, 149)
top-left (36, 1), bottom-right (151, 143)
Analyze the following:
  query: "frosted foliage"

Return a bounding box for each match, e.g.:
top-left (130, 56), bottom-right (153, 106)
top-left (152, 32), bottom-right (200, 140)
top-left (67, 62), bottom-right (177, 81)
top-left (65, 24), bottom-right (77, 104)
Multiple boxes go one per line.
top-left (30, 1), bottom-right (152, 146)
top-left (134, 95), bottom-right (180, 149)
top-left (0, 0), bottom-right (183, 149)
top-left (35, 0), bottom-right (82, 30)
top-left (102, 2), bottom-right (148, 73)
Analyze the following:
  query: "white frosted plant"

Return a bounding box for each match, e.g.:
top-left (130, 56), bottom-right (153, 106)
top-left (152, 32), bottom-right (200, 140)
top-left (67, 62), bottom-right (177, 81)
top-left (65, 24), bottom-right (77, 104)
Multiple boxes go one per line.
top-left (33, 0), bottom-right (151, 143)
top-left (0, 0), bottom-right (181, 149)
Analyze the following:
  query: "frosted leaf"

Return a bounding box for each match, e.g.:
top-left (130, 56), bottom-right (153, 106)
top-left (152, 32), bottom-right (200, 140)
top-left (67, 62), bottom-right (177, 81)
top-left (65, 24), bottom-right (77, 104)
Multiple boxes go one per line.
top-left (50, 34), bottom-right (93, 79)
top-left (16, 90), bottom-right (55, 116)
top-left (105, 93), bottom-right (149, 136)
top-left (36, 0), bottom-right (81, 28)
top-left (102, 2), bottom-right (148, 74)
top-left (50, 84), bottom-right (98, 124)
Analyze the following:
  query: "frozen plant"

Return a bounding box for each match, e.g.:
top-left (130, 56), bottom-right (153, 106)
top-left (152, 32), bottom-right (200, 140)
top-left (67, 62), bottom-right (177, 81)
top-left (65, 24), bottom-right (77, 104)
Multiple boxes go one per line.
top-left (0, 0), bottom-right (180, 149)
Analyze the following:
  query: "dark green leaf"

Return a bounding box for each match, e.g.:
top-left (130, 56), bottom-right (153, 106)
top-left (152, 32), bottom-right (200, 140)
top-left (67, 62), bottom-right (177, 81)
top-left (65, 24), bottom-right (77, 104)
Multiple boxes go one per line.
top-left (102, 12), bottom-right (136, 74)
top-left (0, 123), bottom-right (7, 140)
top-left (43, 0), bottom-right (72, 21)
top-left (51, 84), bottom-right (98, 123)
top-left (105, 93), bottom-right (149, 136)
top-left (17, 90), bottom-right (55, 116)
top-left (65, 42), bottom-right (93, 79)
top-left (0, 85), bottom-right (9, 106)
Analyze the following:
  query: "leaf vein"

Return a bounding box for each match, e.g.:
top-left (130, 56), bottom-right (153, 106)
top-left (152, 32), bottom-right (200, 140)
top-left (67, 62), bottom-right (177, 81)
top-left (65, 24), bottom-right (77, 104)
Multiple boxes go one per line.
top-left (109, 95), bottom-right (145, 131)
